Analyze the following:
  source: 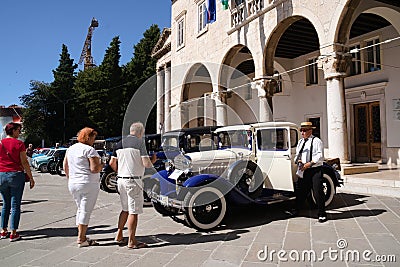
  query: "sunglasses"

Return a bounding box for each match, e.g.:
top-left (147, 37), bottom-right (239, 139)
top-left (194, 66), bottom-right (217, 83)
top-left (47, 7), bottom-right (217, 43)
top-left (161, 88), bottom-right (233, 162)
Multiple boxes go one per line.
top-left (300, 128), bottom-right (311, 132)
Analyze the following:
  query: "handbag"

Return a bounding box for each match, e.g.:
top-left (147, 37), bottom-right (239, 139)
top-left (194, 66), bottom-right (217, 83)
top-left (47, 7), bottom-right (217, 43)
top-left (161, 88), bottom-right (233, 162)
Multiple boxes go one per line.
top-left (0, 140), bottom-right (30, 182)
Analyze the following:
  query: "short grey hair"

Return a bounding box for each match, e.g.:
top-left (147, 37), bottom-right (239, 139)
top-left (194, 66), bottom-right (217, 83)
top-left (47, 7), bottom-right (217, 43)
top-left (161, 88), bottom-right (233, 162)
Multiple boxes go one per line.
top-left (130, 122), bottom-right (145, 136)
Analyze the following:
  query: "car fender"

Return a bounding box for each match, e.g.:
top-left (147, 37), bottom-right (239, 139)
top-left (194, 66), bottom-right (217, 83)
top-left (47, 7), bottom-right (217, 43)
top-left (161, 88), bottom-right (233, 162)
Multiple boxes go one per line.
top-left (322, 163), bottom-right (342, 187)
top-left (150, 170), bottom-right (177, 195)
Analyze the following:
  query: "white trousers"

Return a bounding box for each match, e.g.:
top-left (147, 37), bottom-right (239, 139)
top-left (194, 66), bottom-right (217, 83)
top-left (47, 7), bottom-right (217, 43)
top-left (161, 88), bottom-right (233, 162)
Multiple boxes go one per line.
top-left (68, 183), bottom-right (99, 225)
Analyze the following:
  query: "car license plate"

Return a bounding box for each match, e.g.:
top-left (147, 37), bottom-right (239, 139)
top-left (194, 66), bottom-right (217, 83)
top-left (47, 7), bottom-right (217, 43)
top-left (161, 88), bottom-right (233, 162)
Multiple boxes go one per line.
top-left (159, 195), bottom-right (168, 206)
top-left (169, 169), bottom-right (184, 180)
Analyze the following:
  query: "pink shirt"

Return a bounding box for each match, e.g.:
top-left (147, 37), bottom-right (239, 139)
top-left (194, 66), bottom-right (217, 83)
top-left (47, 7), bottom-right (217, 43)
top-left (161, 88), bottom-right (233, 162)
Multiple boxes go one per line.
top-left (0, 138), bottom-right (25, 172)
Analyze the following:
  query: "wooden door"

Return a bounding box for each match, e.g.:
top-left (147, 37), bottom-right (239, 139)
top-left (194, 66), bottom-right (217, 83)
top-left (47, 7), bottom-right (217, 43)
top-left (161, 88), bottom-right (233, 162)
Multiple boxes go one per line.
top-left (354, 102), bottom-right (381, 162)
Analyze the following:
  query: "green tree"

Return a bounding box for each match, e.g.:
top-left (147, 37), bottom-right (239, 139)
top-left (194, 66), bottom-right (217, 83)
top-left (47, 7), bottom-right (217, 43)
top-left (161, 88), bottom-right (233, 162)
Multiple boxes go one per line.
top-left (20, 81), bottom-right (52, 146)
top-left (49, 44), bottom-right (78, 144)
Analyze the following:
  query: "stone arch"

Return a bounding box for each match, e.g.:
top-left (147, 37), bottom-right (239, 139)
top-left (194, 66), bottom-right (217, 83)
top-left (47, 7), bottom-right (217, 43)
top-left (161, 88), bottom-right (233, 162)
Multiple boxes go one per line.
top-left (219, 45), bottom-right (258, 124)
top-left (181, 63), bottom-right (214, 128)
top-left (264, 15), bottom-right (322, 76)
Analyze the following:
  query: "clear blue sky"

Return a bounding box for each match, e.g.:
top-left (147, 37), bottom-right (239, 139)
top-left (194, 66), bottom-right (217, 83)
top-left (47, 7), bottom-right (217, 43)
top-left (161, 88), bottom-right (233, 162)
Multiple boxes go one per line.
top-left (0, 0), bottom-right (171, 106)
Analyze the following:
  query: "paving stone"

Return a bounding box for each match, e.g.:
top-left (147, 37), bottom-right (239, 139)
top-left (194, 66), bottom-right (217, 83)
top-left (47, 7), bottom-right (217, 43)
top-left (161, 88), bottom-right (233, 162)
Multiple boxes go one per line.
top-left (211, 244), bottom-right (249, 266)
top-left (165, 248), bottom-right (211, 267)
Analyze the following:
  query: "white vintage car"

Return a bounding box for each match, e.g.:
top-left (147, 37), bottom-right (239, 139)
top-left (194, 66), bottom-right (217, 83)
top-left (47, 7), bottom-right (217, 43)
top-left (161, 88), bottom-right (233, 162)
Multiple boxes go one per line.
top-left (148, 122), bottom-right (342, 230)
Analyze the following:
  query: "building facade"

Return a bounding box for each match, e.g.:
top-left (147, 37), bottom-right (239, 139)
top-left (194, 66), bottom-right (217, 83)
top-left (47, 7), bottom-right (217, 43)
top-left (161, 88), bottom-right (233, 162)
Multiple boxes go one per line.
top-left (152, 0), bottom-right (400, 166)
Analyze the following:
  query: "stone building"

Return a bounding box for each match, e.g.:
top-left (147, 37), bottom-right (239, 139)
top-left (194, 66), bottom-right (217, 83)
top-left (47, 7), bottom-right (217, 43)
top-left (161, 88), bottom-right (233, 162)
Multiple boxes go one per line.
top-left (152, 0), bottom-right (400, 165)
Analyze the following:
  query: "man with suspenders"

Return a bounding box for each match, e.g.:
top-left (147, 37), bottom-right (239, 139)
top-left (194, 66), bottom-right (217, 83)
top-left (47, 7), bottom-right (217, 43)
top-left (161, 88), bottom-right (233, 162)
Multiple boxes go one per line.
top-left (287, 121), bottom-right (327, 223)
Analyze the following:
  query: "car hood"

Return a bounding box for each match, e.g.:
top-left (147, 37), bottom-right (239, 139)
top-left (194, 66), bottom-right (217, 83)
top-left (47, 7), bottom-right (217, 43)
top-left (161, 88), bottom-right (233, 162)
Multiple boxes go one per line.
top-left (183, 148), bottom-right (251, 170)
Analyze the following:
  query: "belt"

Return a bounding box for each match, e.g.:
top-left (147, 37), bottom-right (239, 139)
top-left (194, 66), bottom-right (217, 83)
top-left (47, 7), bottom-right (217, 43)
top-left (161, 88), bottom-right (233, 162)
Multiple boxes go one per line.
top-left (117, 176), bottom-right (141, 179)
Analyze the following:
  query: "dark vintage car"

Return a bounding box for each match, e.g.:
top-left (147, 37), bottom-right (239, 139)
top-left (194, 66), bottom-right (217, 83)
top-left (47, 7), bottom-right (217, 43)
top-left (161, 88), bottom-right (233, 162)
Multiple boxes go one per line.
top-left (100, 126), bottom-right (220, 195)
top-left (147, 122), bottom-right (343, 230)
top-left (100, 135), bottom-right (162, 194)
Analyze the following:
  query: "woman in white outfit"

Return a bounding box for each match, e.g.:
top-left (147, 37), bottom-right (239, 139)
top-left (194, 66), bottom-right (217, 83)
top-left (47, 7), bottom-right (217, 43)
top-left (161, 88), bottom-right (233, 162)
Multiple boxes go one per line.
top-left (63, 127), bottom-right (104, 247)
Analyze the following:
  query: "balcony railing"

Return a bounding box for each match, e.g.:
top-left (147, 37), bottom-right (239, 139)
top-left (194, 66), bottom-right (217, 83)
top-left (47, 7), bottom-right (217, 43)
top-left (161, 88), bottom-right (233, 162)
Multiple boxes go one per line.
top-left (231, 0), bottom-right (264, 27)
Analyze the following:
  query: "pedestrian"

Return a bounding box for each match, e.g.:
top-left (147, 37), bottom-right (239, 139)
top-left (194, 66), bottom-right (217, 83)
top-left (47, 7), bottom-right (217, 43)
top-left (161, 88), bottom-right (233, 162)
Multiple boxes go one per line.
top-left (63, 127), bottom-right (104, 247)
top-left (109, 122), bottom-right (155, 249)
top-left (0, 122), bottom-right (35, 242)
top-left (26, 143), bottom-right (34, 166)
top-left (286, 121), bottom-right (327, 223)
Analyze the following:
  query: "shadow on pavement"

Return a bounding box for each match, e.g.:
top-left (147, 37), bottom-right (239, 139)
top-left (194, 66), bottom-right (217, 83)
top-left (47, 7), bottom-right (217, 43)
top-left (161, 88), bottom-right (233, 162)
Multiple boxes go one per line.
top-left (19, 224), bottom-right (114, 241)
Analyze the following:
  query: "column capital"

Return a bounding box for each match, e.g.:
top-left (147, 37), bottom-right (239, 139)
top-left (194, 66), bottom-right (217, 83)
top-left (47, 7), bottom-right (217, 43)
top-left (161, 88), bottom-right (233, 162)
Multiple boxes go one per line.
top-left (251, 77), bottom-right (277, 98)
top-left (211, 90), bottom-right (232, 102)
top-left (318, 52), bottom-right (352, 80)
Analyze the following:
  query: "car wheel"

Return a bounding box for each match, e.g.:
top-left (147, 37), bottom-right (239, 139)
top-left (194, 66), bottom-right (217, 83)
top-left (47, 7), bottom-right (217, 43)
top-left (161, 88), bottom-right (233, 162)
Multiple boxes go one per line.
top-left (39, 164), bottom-right (48, 173)
top-left (55, 161), bottom-right (65, 176)
top-left (47, 160), bottom-right (56, 174)
top-left (100, 171), bottom-right (118, 193)
top-left (151, 183), bottom-right (176, 216)
top-left (183, 186), bottom-right (226, 230)
top-left (229, 161), bottom-right (263, 199)
top-left (310, 172), bottom-right (336, 207)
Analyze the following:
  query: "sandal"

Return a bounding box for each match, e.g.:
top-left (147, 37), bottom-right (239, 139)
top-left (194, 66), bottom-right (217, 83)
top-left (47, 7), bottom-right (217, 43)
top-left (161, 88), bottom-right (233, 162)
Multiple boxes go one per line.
top-left (127, 242), bottom-right (148, 249)
top-left (115, 238), bottom-right (126, 245)
top-left (78, 238), bottom-right (99, 248)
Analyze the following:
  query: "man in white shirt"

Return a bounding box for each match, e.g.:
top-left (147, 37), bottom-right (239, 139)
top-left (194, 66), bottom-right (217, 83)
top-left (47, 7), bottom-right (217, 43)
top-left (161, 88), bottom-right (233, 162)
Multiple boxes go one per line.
top-left (109, 122), bottom-right (155, 249)
top-left (287, 121), bottom-right (327, 223)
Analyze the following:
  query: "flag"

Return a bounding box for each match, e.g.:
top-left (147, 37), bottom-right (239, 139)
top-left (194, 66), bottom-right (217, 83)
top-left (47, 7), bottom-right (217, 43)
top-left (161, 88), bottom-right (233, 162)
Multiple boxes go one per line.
top-left (221, 0), bottom-right (229, 10)
top-left (206, 0), bottom-right (216, 24)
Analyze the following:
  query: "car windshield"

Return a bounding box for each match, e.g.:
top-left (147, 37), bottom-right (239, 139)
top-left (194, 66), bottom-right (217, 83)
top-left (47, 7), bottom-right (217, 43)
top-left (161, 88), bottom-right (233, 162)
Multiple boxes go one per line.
top-left (215, 130), bottom-right (252, 150)
top-left (47, 150), bottom-right (56, 156)
top-left (161, 135), bottom-right (180, 150)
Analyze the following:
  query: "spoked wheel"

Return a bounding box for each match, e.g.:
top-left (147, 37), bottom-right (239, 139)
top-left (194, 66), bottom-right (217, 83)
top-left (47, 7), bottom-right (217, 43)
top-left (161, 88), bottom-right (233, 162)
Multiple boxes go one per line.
top-left (229, 161), bottom-right (263, 199)
top-left (310, 172), bottom-right (336, 207)
top-left (184, 187), bottom-right (226, 230)
top-left (100, 171), bottom-right (118, 193)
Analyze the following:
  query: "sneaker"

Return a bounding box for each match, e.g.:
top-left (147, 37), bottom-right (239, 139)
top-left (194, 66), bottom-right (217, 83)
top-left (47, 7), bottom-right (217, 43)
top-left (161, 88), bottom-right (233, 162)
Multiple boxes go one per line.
top-left (318, 216), bottom-right (328, 223)
top-left (0, 232), bottom-right (9, 239)
top-left (9, 233), bottom-right (21, 242)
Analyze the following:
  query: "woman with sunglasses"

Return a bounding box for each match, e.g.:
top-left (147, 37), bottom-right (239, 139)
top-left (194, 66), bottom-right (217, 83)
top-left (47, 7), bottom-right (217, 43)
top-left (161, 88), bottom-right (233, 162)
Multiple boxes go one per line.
top-left (0, 122), bottom-right (35, 242)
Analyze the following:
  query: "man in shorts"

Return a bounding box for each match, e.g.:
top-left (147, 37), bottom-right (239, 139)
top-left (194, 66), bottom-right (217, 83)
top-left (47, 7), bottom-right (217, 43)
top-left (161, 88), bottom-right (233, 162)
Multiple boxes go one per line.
top-left (109, 122), bottom-right (155, 249)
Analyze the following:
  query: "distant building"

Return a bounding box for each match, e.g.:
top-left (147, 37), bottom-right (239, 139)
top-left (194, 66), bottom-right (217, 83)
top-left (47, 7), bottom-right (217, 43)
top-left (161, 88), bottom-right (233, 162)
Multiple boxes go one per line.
top-left (0, 105), bottom-right (23, 138)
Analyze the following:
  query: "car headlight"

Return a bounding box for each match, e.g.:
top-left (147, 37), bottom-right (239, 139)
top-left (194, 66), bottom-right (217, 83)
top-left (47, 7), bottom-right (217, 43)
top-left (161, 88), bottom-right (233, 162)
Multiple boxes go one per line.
top-left (164, 159), bottom-right (174, 172)
top-left (174, 154), bottom-right (192, 172)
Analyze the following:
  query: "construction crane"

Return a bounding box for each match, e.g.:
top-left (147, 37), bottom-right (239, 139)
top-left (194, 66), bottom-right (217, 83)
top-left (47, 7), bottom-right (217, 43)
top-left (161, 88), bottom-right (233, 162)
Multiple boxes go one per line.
top-left (79, 17), bottom-right (99, 70)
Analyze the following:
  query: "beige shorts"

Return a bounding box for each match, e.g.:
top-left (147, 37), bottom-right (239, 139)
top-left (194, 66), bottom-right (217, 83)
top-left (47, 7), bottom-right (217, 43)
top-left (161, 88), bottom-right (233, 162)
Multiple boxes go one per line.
top-left (117, 178), bottom-right (144, 214)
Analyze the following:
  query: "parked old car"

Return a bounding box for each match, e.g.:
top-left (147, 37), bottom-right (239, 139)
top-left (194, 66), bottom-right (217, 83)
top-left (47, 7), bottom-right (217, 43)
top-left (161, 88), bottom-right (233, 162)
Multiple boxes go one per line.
top-left (100, 126), bottom-right (220, 195)
top-left (100, 134), bottom-right (164, 194)
top-left (147, 122), bottom-right (342, 230)
top-left (32, 148), bottom-right (67, 172)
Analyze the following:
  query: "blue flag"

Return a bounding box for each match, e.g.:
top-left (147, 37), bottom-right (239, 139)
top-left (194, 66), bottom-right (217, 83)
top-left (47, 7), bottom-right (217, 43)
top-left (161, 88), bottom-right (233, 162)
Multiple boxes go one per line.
top-left (207, 0), bottom-right (216, 23)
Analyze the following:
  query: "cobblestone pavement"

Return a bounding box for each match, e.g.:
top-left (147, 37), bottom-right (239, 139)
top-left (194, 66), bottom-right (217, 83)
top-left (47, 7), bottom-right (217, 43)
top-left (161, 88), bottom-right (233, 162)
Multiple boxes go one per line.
top-left (0, 172), bottom-right (399, 266)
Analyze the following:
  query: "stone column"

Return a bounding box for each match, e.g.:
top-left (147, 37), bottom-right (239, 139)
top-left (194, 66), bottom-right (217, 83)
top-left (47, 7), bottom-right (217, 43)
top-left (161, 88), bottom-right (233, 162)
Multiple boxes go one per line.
top-left (213, 91), bottom-right (228, 126)
top-left (156, 67), bottom-right (164, 134)
top-left (251, 77), bottom-right (276, 122)
top-left (318, 52), bottom-right (351, 162)
top-left (164, 63), bottom-right (171, 132)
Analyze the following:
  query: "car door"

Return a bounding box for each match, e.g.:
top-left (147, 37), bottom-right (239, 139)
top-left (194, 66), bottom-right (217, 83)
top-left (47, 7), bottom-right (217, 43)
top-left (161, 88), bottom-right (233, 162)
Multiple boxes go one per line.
top-left (255, 127), bottom-right (297, 191)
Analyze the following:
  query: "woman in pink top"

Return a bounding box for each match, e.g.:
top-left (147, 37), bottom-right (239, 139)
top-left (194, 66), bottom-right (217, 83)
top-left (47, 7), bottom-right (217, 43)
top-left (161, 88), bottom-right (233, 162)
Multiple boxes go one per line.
top-left (0, 122), bottom-right (35, 242)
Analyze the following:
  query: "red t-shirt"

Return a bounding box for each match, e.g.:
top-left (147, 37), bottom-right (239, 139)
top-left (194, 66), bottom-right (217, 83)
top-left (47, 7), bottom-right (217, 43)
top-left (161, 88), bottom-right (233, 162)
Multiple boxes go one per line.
top-left (0, 138), bottom-right (25, 172)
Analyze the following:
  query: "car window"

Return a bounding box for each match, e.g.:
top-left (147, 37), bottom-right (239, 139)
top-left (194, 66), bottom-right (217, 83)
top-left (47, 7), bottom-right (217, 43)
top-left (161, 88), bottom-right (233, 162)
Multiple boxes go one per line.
top-left (217, 130), bottom-right (251, 150)
top-left (257, 128), bottom-right (289, 151)
top-left (162, 136), bottom-right (178, 148)
top-left (290, 129), bottom-right (299, 148)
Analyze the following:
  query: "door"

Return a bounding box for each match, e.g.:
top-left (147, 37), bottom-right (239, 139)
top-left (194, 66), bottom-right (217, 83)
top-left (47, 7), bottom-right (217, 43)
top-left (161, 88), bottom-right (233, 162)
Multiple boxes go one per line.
top-left (255, 127), bottom-right (297, 191)
top-left (354, 102), bottom-right (381, 162)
